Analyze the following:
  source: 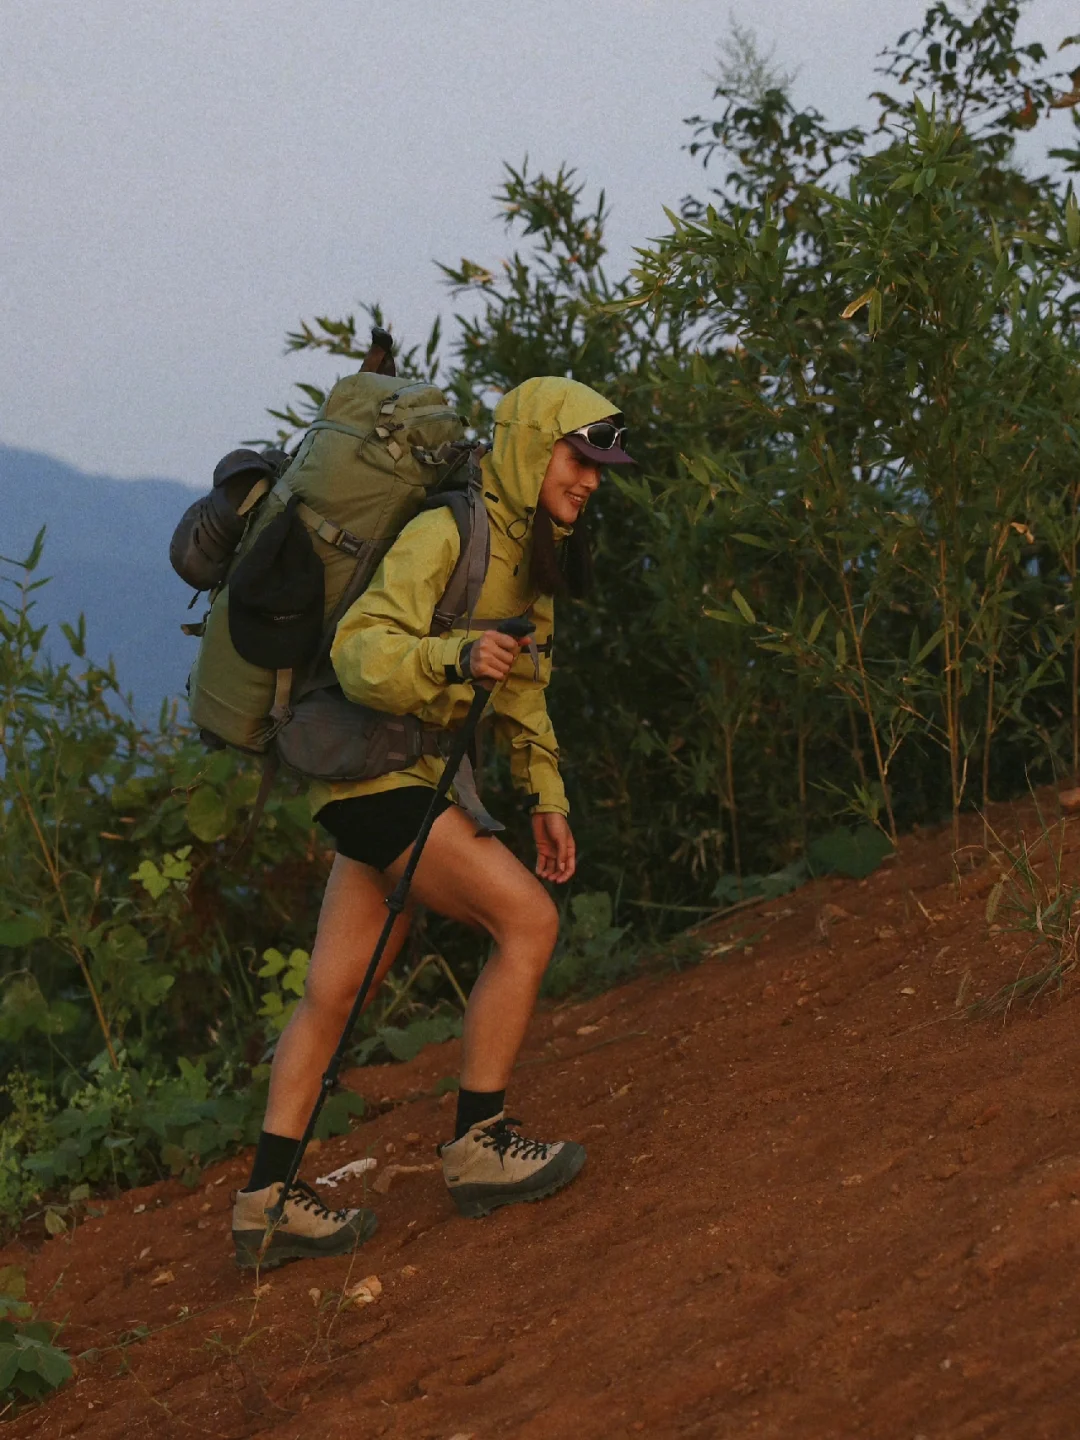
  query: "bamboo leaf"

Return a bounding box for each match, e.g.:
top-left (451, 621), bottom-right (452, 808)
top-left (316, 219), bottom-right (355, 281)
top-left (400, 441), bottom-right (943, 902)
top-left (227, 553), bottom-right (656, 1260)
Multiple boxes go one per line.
top-left (841, 288), bottom-right (875, 320)
top-left (730, 589), bottom-right (757, 624)
top-left (915, 628), bottom-right (946, 665)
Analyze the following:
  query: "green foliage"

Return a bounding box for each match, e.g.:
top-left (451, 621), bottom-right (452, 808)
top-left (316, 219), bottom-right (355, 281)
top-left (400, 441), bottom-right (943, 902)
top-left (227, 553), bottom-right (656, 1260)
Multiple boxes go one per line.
top-left (257, 947), bottom-right (310, 1035)
top-left (618, 2), bottom-right (1080, 869)
top-left (3, 1059), bottom-right (267, 1206)
top-left (0, 538), bottom-right (459, 1224)
top-left (543, 892), bottom-right (633, 998)
top-left (807, 827), bottom-right (895, 881)
top-left (0, 533), bottom-right (337, 1225)
top-left (0, 1267), bottom-right (71, 1408)
top-left (712, 860), bottom-right (811, 907)
top-left (353, 1013), bottom-right (463, 1066)
top-left (0, 1075), bottom-right (55, 1223)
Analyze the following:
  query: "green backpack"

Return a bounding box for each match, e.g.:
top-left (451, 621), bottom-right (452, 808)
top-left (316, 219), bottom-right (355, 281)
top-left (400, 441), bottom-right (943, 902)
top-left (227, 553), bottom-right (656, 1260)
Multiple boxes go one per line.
top-left (175, 339), bottom-right (491, 785)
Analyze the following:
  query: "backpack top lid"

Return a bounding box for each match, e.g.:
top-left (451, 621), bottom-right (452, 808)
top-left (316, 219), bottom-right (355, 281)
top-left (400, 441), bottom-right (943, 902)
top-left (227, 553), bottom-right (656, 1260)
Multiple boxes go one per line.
top-left (228, 496), bottom-right (325, 670)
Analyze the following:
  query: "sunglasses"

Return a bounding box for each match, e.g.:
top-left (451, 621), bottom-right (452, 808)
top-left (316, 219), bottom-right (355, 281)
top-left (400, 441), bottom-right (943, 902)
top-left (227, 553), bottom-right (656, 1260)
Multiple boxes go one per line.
top-left (567, 420), bottom-right (629, 451)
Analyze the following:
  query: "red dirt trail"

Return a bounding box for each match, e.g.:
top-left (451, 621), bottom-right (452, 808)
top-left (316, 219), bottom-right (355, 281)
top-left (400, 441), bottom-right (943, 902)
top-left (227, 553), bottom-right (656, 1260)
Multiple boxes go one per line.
top-left (5, 793), bottom-right (1080, 1439)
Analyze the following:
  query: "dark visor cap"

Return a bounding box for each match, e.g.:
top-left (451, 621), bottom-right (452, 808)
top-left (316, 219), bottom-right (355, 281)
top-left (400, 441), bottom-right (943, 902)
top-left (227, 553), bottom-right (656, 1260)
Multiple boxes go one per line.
top-left (228, 497), bottom-right (324, 671)
top-left (562, 418), bottom-right (637, 468)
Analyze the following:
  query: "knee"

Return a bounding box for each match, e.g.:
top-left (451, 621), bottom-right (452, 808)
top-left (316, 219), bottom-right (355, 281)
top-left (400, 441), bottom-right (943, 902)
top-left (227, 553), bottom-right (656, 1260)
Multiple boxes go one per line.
top-left (493, 885), bottom-right (560, 959)
top-left (294, 982), bottom-right (352, 1035)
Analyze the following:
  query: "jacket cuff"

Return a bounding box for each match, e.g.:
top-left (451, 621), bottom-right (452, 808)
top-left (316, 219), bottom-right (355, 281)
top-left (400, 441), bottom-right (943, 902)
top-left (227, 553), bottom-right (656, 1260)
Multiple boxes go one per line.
top-left (427, 634), bottom-right (467, 684)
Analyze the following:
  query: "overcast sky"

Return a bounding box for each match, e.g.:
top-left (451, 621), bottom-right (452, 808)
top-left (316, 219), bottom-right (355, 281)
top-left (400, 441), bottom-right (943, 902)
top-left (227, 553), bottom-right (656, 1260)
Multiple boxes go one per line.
top-left (2, 0), bottom-right (1075, 489)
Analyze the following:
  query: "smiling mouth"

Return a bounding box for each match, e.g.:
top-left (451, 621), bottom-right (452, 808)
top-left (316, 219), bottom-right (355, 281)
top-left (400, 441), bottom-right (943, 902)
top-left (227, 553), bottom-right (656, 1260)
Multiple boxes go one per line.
top-left (568, 493), bottom-right (588, 505)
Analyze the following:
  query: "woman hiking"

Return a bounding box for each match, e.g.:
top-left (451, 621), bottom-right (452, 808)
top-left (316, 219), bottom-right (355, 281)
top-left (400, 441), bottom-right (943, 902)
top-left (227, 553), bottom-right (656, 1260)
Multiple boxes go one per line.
top-left (232, 376), bottom-right (635, 1268)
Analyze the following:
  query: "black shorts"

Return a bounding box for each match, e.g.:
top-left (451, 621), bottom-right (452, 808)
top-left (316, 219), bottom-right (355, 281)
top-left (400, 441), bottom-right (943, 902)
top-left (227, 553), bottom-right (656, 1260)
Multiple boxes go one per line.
top-left (316, 786), bottom-right (452, 871)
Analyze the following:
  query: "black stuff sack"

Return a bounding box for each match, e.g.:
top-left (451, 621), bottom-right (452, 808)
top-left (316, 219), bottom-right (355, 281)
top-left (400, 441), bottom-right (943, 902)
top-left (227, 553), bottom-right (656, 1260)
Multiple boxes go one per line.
top-left (227, 496), bottom-right (324, 671)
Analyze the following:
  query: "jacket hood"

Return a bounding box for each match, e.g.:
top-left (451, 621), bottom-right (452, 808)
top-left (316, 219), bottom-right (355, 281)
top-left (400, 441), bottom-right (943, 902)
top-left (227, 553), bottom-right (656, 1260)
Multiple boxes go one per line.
top-left (482, 376), bottom-right (621, 533)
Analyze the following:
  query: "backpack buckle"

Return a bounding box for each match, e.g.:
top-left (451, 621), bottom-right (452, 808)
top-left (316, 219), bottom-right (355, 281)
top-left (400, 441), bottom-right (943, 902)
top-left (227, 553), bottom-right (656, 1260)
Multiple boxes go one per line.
top-left (336, 532), bottom-right (366, 558)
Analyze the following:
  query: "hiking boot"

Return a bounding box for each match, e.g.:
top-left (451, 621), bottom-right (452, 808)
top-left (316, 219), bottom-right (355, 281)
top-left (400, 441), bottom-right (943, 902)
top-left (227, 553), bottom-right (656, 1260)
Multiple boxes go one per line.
top-left (232, 1179), bottom-right (377, 1270)
top-left (439, 1113), bottom-right (586, 1219)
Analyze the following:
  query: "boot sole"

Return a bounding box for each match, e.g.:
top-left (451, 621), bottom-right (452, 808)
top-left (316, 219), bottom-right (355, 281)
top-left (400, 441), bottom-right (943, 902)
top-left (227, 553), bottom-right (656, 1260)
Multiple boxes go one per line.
top-left (450, 1147), bottom-right (586, 1219)
top-left (233, 1211), bottom-right (378, 1270)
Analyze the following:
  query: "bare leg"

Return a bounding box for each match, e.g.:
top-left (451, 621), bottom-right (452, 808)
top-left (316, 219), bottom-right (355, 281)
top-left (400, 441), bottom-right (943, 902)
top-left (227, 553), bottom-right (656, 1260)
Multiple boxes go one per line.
top-left (263, 805), bottom-right (557, 1136)
top-left (263, 854), bottom-right (411, 1138)
top-left (386, 806), bottom-right (559, 1092)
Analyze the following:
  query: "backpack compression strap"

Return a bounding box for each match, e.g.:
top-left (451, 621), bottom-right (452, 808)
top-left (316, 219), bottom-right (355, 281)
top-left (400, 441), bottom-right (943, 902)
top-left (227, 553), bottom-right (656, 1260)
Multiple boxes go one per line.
top-left (270, 477), bottom-right (372, 559)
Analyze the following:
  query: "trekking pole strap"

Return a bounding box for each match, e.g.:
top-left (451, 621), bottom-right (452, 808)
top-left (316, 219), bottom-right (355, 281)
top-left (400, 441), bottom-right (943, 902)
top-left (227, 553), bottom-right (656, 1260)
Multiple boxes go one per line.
top-left (448, 749), bottom-right (504, 836)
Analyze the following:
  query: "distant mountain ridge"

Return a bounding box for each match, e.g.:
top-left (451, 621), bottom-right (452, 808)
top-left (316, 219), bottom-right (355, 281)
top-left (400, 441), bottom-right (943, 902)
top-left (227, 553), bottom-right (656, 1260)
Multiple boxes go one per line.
top-left (0, 444), bottom-right (202, 715)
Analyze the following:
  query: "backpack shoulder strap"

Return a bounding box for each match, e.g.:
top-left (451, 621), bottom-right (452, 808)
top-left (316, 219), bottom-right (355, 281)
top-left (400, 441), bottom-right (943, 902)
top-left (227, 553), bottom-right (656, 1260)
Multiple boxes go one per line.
top-left (422, 452), bottom-right (491, 634)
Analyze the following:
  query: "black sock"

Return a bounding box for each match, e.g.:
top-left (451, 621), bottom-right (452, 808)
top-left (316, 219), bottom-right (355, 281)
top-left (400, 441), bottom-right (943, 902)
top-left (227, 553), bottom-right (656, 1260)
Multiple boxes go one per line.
top-left (455, 1088), bottom-right (505, 1140)
top-left (244, 1130), bottom-right (301, 1192)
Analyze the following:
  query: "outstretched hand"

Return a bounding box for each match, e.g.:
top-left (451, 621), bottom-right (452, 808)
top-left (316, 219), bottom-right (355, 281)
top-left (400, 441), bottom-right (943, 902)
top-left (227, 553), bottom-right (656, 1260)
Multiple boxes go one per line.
top-left (532, 812), bottom-right (576, 884)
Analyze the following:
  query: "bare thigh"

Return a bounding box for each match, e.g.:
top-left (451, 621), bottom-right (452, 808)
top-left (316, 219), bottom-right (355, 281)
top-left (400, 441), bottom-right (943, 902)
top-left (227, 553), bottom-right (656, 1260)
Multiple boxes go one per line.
top-left (387, 804), bottom-right (554, 942)
top-left (303, 854), bottom-right (412, 1018)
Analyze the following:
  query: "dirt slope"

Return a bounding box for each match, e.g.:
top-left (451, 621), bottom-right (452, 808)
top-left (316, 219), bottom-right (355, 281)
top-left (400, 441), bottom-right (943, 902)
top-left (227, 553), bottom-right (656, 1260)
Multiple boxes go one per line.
top-left (5, 794), bottom-right (1080, 1440)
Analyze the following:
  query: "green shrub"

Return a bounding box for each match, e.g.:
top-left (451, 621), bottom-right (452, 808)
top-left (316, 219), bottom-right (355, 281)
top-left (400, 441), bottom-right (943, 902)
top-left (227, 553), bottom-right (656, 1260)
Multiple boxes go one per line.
top-left (257, 947), bottom-right (310, 1036)
top-left (0, 1267), bottom-right (71, 1409)
top-left (544, 893), bottom-right (634, 999)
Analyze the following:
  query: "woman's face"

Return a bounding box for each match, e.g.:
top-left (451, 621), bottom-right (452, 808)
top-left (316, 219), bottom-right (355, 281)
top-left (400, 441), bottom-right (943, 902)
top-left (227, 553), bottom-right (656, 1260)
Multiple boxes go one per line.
top-left (538, 439), bottom-right (602, 525)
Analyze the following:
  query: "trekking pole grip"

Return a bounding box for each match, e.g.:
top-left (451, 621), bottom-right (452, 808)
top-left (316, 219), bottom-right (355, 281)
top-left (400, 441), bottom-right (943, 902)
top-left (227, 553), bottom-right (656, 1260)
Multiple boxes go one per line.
top-left (493, 615), bottom-right (535, 642)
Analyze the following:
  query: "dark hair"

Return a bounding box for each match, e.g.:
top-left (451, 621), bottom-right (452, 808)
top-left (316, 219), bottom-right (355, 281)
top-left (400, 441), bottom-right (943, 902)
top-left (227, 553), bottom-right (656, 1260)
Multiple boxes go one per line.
top-left (529, 506), bottom-right (594, 599)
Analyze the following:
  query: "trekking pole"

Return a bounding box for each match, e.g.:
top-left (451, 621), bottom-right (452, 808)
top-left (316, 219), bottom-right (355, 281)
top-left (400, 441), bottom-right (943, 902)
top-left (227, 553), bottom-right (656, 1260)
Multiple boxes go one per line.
top-left (269, 615), bottom-right (536, 1220)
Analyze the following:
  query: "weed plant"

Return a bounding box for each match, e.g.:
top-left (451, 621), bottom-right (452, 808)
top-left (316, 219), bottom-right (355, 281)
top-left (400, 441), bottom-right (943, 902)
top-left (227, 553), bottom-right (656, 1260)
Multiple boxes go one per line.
top-left (0, 1266), bottom-right (71, 1413)
top-left (978, 799), bottom-right (1080, 1013)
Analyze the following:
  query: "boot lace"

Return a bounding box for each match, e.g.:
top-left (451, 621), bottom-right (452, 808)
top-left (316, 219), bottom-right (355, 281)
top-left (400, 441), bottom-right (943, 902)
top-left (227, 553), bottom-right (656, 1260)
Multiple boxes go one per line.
top-left (284, 1178), bottom-right (350, 1224)
top-left (480, 1117), bottom-right (553, 1168)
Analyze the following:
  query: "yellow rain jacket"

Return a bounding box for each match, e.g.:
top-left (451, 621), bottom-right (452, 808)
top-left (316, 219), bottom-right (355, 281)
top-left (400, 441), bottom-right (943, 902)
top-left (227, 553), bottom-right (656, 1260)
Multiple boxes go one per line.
top-left (312, 376), bottom-right (620, 819)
